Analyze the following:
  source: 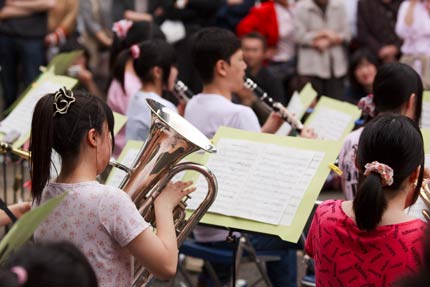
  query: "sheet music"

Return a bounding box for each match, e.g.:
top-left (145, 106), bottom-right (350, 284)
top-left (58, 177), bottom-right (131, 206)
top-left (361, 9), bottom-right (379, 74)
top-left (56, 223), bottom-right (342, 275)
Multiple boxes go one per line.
top-left (406, 153), bottom-right (429, 221)
top-left (0, 81), bottom-right (64, 136)
top-left (421, 101), bottom-right (430, 128)
top-left (275, 122), bottom-right (292, 136)
top-left (308, 107), bottom-right (352, 141)
top-left (107, 148), bottom-right (140, 188)
top-left (287, 91), bottom-right (304, 118)
top-left (187, 138), bottom-right (325, 225)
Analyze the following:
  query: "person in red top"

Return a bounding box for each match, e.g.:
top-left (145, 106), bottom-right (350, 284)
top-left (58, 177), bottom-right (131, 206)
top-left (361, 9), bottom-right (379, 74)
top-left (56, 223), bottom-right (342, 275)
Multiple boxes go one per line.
top-left (306, 114), bottom-right (428, 287)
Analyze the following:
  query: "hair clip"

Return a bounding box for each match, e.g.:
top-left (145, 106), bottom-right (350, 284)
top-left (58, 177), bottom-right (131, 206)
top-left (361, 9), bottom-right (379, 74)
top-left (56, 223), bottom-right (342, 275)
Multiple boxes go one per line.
top-left (53, 87), bottom-right (76, 117)
top-left (112, 19), bottom-right (133, 39)
top-left (130, 44), bottom-right (141, 59)
top-left (357, 94), bottom-right (375, 117)
top-left (11, 266), bottom-right (28, 285)
top-left (364, 161), bottom-right (394, 187)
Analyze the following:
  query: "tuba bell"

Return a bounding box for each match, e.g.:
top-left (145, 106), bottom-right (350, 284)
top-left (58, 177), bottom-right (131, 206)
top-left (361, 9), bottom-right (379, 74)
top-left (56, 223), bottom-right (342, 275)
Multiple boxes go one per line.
top-left (115, 99), bottom-right (218, 287)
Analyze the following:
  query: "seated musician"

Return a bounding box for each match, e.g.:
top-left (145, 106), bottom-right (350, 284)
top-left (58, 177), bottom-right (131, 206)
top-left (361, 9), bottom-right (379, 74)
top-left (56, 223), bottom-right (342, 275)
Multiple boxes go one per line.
top-left (306, 114), bottom-right (428, 286)
top-left (31, 88), bottom-right (194, 286)
top-left (185, 27), bottom-right (298, 287)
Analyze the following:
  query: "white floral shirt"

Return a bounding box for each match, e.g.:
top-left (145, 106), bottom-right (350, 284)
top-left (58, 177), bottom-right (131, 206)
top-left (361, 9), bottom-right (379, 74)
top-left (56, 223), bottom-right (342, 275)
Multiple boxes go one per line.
top-left (34, 181), bottom-right (149, 287)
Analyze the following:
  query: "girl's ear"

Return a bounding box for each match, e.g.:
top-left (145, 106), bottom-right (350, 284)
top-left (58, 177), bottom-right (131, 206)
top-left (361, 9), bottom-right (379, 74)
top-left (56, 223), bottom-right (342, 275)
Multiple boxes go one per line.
top-left (87, 128), bottom-right (98, 148)
top-left (405, 167), bottom-right (420, 208)
top-left (152, 66), bottom-right (162, 80)
top-left (404, 93), bottom-right (416, 120)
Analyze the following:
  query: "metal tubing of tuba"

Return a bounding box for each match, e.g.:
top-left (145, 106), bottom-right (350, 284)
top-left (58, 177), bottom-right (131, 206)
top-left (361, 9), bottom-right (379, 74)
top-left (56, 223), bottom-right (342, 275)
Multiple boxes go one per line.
top-left (243, 77), bottom-right (304, 131)
top-left (115, 99), bottom-right (217, 287)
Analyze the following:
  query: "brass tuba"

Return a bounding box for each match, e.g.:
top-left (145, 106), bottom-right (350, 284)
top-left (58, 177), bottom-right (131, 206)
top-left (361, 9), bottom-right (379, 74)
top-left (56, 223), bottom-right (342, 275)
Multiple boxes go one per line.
top-left (114, 99), bottom-right (218, 287)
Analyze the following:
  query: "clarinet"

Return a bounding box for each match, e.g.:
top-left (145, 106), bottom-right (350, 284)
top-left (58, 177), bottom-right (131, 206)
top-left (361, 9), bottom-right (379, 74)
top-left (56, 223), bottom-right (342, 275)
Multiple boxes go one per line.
top-left (173, 80), bottom-right (193, 103)
top-left (243, 77), bottom-right (304, 131)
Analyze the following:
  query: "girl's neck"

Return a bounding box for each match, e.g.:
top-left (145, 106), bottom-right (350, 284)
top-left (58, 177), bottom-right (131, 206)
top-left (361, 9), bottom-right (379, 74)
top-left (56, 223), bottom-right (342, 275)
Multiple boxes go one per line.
top-left (342, 190), bottom-right (415, 227)
top-left (56, 158), bottom-right (97, 183)
top-left (142, 82), bottom-right (162, 97)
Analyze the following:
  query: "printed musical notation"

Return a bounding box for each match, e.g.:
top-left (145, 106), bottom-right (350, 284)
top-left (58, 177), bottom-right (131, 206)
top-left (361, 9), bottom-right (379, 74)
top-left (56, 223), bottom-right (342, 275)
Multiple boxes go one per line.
top-left (187, 138), bottom-right (325, 226)
top-left (307, 107), bottom-right (352, 141)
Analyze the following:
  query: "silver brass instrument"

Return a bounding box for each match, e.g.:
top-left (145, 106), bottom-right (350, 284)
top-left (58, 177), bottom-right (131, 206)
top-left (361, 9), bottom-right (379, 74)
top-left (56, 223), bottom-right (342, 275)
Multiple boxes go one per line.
top-left (117, 99), bottom-right (217, 286)
top-left (420, 180), bottom-right (430, 221)
top-left (243, 77), bottom-right (304, 131)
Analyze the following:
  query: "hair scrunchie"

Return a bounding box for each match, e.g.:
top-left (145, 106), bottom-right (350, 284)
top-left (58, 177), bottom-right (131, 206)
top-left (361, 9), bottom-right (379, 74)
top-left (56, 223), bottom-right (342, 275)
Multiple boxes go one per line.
top-left (10, 266), bottom-right (28, 285)
top-left (130, 44), bottom-right (141, 59)
top-left (112, 19), bottom-right (133, 39)
top-left (364, 161), bottom-right (394, 186)
top-left (357, 94), bottom-right (375, 117)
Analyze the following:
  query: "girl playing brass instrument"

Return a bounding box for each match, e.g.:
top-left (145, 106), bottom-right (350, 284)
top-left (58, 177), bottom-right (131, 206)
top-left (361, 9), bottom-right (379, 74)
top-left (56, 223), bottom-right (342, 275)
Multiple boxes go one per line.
top-left (30, 88), bottom-right (195, 287)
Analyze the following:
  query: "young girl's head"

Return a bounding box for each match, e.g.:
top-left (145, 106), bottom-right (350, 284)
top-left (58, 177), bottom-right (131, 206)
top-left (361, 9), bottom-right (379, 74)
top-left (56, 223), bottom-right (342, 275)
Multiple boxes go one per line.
top-left (131, 39), bottom-right (178, 92)
top-left (373, 62), bottom-right (423, 122)
top-left (353, 114), bottom-right (424, 232)
top-left (349, 49), bottom-right (378, 95)
top-left (30, 89), bottom-right (115, 203)
top-left (0, 241), bottom-right (98, 287)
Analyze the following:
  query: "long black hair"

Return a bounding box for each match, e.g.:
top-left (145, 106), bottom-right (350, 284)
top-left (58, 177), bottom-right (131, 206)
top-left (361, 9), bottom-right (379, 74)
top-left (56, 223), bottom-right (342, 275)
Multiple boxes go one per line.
top-left (373, 62), bottom-right (423, 123)
top-left (29, 90), bottom-right (114, 204)
top-left (110, 21), bottom-right (166, 91)
top-left (129, 39), bottom-right (177, 87)
top-left (353, 114), bottom-right (424, 232)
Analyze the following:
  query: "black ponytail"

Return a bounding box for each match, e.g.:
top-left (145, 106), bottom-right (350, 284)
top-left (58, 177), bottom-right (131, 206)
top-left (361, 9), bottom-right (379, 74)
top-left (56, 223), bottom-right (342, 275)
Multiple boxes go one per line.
top-left (353, 114), bottom-right (424, 232)
top-left (353, 173), bottom-right (387, 231)
top-left (30, 90), bottom-right (115, 204)
top-left (30, 95), bottom-right (55, 204)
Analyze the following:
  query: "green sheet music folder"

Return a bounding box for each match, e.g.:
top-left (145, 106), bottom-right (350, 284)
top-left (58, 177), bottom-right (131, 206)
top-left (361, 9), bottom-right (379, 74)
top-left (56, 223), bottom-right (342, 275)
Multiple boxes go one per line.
top-left (0, 193), bottom-right (67, 263)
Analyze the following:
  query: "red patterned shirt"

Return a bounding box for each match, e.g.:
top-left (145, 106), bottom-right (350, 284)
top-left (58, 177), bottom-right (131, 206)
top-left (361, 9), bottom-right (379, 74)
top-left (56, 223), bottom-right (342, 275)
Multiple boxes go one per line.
top-left (305, 200), bottom-right (428, 287)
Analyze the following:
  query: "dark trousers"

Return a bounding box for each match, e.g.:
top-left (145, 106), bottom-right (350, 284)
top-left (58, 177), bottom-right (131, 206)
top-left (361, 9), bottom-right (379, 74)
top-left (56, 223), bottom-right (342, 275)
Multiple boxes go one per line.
top-left (199, 234), bottom-right (298, 287)
top-left (0, 34), bottom-right (45, 109)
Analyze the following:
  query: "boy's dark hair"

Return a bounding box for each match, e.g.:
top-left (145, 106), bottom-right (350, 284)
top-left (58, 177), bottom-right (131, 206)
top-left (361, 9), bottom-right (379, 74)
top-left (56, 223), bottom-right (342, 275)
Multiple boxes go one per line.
top-left (354, 114), bottom-right (424, 232)
top-left (0, 241), bottom-right (98, 287)
top-left (191, 27), bottom-right (241, 84)
top-left (242, 32), bottom-right (267, 50)
top-left (373, 62), bottom-right (423, 123)
top-left (30, 90), bottom-right (115, 204)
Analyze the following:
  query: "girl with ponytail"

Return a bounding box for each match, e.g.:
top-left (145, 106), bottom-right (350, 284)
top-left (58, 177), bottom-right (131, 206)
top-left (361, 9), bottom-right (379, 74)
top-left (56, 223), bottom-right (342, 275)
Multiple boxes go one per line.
top-left (30, 89), bottom-right (195, 286)
top-left (306, 114), bottom-right (428, 286)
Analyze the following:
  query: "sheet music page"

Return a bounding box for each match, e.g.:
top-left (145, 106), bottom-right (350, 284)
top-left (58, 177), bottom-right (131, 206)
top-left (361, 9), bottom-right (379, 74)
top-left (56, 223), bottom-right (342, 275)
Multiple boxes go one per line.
top-left (275, 122), bottom-right (292, 136)
top-left (307, 107), bottom-right (352, 141)
top-left (106, 148), bottom-right (140, 188)
top-left (287, 91), bottom-right (304, 118)
top-left (0, 81), bottom-right (64, 136)
top-left (421, 101), bottom-right (430, 128)
top-left (187, 138), bottom-right (325, 225)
